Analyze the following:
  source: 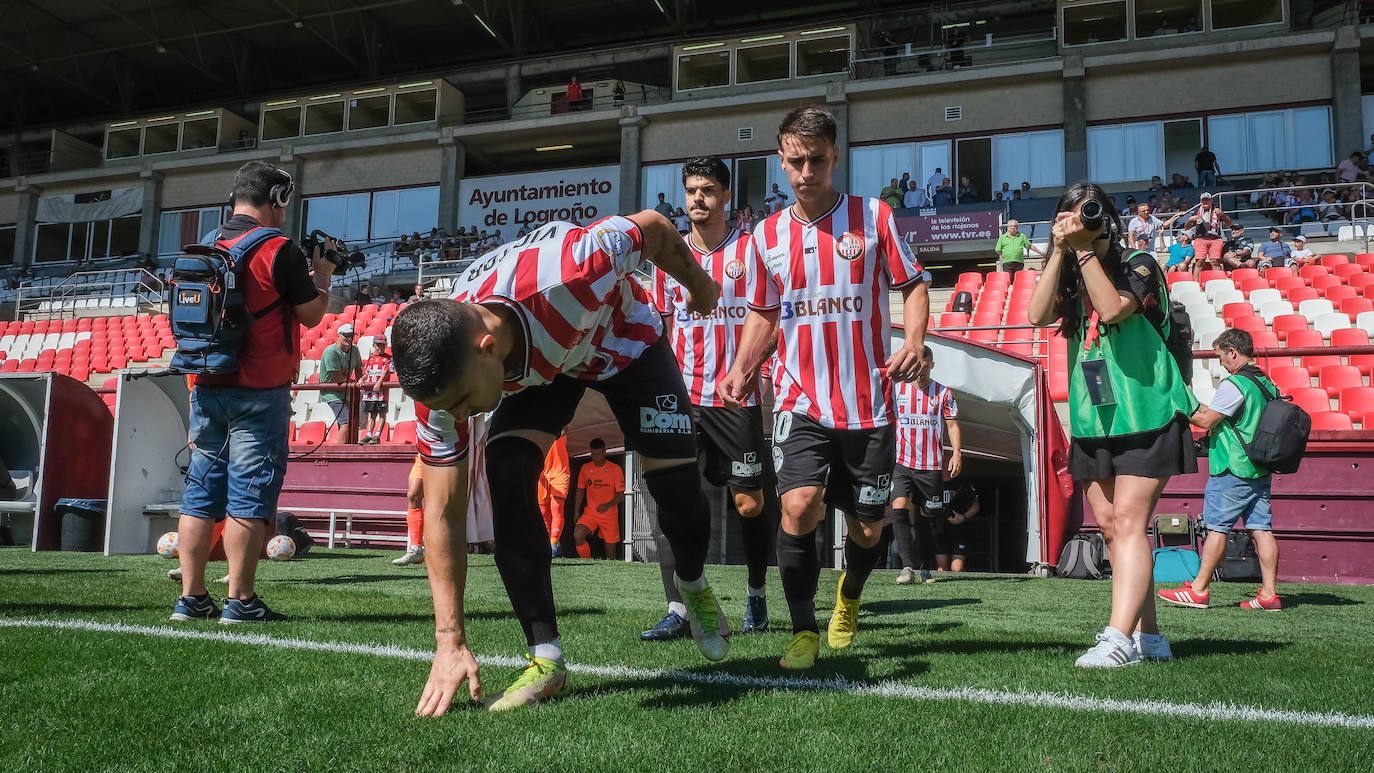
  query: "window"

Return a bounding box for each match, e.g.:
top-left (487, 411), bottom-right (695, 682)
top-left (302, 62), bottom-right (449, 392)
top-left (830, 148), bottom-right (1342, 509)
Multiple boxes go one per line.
top-left (642, 164), bottom-right (686, 211)
top-left (1208, 107), bottom-right (1332, 175)
top-left (1211, 0), bottom-right (1283, 30)
top-left (106, 128), bottom-right (141, 160)
top-left (992, 131), bottom-right (1065, 191)
top-left (304, 101), bottom-right (345, 135)
top-left (1088, 122), bottom-right (1163, 182)
top-left (0, 225), bottom-right (14, 266)
top-left (1062, 1), bottom-right (1127, 46)
top-left (262, 107), bottom-right (301, 140)
top-left (33, 216), bottom-right (141, 262)
top-left (677, 50), bottom-right (731, 90)
top-left (394, 89), bottom-right (437, 124)
top-left (180, 118), bottom-right (219, 150)
top-left (370, 187), bottom-right (440, 240)
top-left (349, 95), bottom-right (391, 130)
top-left (796, 35), bottom-right (850, 77)
top-left (1135, 0), bottom-right (1202, 37)
top-left (737, 43), bottom-right (791, 83)
top-left (158, 207), bottom-right (223, 256)
top-left (850, 141), bottom-right (950, 204)
top-left (303, 193), bottom-right (370, 242)
top-left (143, 122), bottom-right (179, 154)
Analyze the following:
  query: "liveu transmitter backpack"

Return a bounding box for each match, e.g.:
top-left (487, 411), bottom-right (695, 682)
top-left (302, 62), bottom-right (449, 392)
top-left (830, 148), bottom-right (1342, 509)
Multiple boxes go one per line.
top-left (169, 227), bottom-right (284, 375)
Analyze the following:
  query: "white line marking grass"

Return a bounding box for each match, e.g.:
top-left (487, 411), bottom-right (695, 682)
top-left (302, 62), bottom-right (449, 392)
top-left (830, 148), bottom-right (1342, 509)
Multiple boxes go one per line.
top-left (4, 616), bottom-right (1372, 730)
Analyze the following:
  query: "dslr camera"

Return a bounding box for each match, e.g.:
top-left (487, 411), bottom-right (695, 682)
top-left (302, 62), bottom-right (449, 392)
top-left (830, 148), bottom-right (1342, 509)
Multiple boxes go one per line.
top-left (300, 229), bottom-right (365, 276)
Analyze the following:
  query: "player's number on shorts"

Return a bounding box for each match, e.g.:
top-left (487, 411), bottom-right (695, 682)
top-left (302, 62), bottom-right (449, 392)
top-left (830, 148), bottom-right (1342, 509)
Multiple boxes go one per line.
top-left (773, 412), bottom-right (793, 442)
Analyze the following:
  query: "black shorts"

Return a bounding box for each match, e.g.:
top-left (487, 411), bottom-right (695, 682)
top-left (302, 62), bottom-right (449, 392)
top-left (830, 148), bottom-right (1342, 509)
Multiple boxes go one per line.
top-left (489, 337), bottom-right (698, 461)
top-left (772, 411), bottom-right (894, 522)
top-left (694, 404), bottom-right (768, 492)
top-left (361, 400), bottom-right (387, 417)
top-left (1069, 412), bottom-right (1198, 482)
top-left (945, 519), bottom-right (970, 557)
top-left (891, 465), bottom-right (945, 517)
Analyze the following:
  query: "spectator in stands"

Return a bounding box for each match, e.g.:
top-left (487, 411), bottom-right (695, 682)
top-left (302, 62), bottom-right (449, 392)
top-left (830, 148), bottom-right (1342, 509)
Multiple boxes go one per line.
top-left (1165, 231), bottom-right (1193, 269)
top-left (1168, 173), bottom-right (1191, 190)
top-left (359, 336), bottom-right (393, 444)
top-left (957, 175), bottom-right (978, 204)
top-left (933, 177), bottom-right (955, 206)
top-left (1337, 151), bottom-right (1365, 183)
top-left (1119, 195), bottom-right (1137, 217)
top-left (881, 178), bottom-right (904, 209)
top-left (1020, 181), bottom-right (1032, 199)
top-left (1253, 226), bottom-right (1292, 270)
top-left (1318, 189), bottom-right (1344, 221)
top-left (170, 160), bottom-right (337, 625)
top-left (738, 205), bottom-right (756, 234)
top-left (612, 81), bottom-right (625, 107)
top-left (355, 283), bottom-right (373, 307)
top-left (995, 220), bottom-right (1043, 273)
top-left (1184, 192), bottom-right (1231, 280)
top-left (410, 283), bottom-right (426, 303)
top-left (566, 75), bottom-right (583, 109)
top-left (1288, 235), bottom-right (1315, 267)
top-left (904, 180), bottom-right (928, 209)
top-left (1159, 329), bottom-right (1283, 612)
top-left (928, 168), bottom-right (946, 194)
top-left (1195, 145), bottom-right (1219, 188)
top-left (320, 323), bottom-right (364, 444)
top-left (1288, 188), bottom-right (1319, 225)
top-left (392, 289), bottom-right (406, 305)
top-left (765, 182), bottom-right (790, 213)
top-left (1221, 223), bottom-right (1255, 270)
top-left (673, 207), bottom-right (690, 234)
top-left (1148, 175), bottom-right (1167, 193)
top-left (899, 171), bottom-right (911, 192)
top-left (654, 192), bottom-right (675, 219)
top-left (1128, 203), bottom-right (1182, 253)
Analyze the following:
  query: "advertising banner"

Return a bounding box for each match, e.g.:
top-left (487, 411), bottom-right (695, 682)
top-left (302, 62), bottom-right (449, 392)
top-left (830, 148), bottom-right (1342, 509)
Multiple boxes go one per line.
top-left (458, 164), bottom-right (620, 233)
top-left (895, 209), bottom-right (1001, 243)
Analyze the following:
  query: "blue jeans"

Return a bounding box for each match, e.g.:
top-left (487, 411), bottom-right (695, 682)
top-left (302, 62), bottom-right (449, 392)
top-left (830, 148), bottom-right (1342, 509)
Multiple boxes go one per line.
top-left (181, 385), bottom-right (292, 521)
top-left (1198, 170), bottom-right (1217, 189)
top-left (1201, 473), bottom-right (1273, 533)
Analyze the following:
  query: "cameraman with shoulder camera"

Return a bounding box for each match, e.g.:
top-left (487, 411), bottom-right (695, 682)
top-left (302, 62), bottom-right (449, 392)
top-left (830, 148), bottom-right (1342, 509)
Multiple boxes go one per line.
top-left (1029, 182), bottom-right (1197, 669)
top-left (171, 160), bottom-right (341, 625)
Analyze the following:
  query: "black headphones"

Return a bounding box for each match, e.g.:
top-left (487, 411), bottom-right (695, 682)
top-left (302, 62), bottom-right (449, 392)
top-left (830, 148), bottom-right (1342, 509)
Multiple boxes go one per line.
top-left (268, 167), bottom-right (295, 209)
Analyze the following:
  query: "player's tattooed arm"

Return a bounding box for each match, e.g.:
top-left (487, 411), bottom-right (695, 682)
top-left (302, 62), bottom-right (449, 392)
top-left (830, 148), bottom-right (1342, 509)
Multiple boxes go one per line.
top-left (627, 209), bottom-right (720, 315)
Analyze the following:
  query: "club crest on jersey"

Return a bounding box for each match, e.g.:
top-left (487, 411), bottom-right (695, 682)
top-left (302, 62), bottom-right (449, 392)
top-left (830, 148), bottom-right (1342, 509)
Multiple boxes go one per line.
top-left (837, 231), bottom-right (865, 261)
top-left (724, 259), bottom-right (746, 280)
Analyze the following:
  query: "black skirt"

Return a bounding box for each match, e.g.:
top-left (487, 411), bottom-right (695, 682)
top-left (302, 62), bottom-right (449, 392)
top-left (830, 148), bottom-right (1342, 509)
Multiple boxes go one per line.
top-left (1068, 412), bottom-right (1198, 482)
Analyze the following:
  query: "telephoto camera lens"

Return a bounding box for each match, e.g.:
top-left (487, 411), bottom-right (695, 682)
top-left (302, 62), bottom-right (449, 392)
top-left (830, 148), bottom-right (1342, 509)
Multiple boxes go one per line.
top-left (1079, 199), bottom-right (1105, 231)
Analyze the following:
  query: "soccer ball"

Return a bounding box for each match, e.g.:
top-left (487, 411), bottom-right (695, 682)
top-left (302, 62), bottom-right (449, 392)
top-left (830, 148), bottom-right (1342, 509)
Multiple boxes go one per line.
top-left (156, 532), bottom-right (179, 559)
top-left (266, 535), bottom-right (296, 561)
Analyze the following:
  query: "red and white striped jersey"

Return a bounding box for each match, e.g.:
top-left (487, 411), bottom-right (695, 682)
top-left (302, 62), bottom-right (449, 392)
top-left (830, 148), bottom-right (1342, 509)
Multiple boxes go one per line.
top-left (415, 403), bottom-right (471, 467)
top-left (747, 194), bottom-right (926, 429)
top-left (894, 380), bottom-right (958, 471)
top-left (652, 228), bottom-right (760, 408)
top-left (418, 216), bottom-right (661, 464)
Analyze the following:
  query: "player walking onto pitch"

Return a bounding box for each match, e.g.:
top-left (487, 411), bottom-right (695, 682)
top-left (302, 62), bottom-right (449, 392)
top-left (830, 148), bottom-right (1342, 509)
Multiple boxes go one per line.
top-left (642, 156), bottom-right (779, 641)
top-left (391, 210), bottom-right (729, 715)
top-left (890, 346), bottom-right (963, 584)
top-left (722, 105), bottom-right (931, 669)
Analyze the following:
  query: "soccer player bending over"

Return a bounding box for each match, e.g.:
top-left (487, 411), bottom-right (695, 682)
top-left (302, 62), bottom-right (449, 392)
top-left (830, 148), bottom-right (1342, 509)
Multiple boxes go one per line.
top-left (392, 210), bottom-right (728, 714)
top-left (722, 105), bottom-right (931, 669)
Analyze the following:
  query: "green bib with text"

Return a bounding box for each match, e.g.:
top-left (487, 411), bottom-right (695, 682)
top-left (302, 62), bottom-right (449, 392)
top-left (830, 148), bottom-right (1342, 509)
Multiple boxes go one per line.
top-left (1208, 371), bottom-right (1275, 479)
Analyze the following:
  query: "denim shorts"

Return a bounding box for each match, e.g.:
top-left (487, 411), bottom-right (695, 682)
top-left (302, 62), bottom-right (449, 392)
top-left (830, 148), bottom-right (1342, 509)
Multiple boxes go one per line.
top-left (1201, 473), bottom-right (1273, 533)
top-left (322, 398), bottom-right (350, 426)
top-left (181, 385), bottom-right (292, 521)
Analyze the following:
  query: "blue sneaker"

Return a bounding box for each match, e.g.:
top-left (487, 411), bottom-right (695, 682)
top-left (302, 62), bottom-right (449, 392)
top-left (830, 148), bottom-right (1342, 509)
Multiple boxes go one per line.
top-left (639, 611), bottom-right (689, 641)
top-left (169, 593), bottom-right (220, 622)
top-left (742, 594), bottom-right (769, 633)
top-left (220, 595), bottom-right (287, 625)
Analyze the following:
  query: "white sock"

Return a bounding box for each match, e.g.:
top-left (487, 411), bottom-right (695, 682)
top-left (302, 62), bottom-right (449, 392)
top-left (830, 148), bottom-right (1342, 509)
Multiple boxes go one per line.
top-left (407, 544), bottom-right (420, 552)
top-left (531, 639), bottom-right (563, 664)
top-left (676, 573), bottom-right (706, 593)
top-left (747, 585), bottom-right (766, 598)
top-left (1104, 626), bottom-right (1132, 644)
top-left (668, 601), bottom-right (687, 618)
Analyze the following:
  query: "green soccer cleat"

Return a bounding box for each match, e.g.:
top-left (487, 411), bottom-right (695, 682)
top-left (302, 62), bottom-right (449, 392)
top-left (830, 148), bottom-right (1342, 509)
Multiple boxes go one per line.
top-left (486, 656), bottom-right (568, 712)
top-left (780, 631), bottom-right (820, 670)
top-left (673, 574), bottom-right (731, 662)
top-left (827, 574), bottom-right (861, 650)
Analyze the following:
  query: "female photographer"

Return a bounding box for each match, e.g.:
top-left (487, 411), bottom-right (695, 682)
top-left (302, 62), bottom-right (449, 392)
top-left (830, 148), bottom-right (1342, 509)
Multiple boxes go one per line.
top-left (1028, 182), bottom-right (1197, 668)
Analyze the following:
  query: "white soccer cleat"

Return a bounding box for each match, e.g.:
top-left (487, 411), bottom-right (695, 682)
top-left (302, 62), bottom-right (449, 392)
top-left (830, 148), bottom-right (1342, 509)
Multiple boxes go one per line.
top-left (392, 546), bottom-right (425, 566)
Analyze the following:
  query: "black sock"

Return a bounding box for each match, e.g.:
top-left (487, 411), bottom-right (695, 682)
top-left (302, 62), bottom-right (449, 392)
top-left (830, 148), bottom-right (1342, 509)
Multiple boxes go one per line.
top-left (889, 507), bottom-right (915, 568)
top-left (650, 508), bottom-right (682, 604)
top-left (643, 464), bottom-right (710, 583)
top-left (486, 436), bottom-right (558, 646)
top-left (740, 509), bottom-right (772, 589)
top-left (776, 529), bottom-right (820, 633)
top-left (841, 535), bottom-right (884, 599)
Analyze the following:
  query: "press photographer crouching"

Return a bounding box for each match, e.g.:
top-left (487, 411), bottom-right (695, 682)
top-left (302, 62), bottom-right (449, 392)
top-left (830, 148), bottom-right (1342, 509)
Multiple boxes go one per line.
top-left (169, 160), bottom-right (341, 625)
top-left (1028, 182), bottom-right (1197, 669)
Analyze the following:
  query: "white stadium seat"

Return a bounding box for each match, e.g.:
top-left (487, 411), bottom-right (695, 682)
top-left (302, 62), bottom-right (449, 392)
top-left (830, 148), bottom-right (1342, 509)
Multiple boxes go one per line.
top-left (1298, 299), bottom-right (1335, 322)
top-left (1357, 311), bottom-right (1374, 337)
top-left (1248, 288), bottom-right (1281, 311)
top-left (1314, 312), bottom-right (1351, 340)
top-left (1259, 300), bottom-right (1295, 324)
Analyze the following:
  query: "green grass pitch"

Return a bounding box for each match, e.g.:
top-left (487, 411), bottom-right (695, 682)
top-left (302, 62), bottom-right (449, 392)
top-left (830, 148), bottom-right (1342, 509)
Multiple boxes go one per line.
top-left (2, 546), bottom-right (1372, 771)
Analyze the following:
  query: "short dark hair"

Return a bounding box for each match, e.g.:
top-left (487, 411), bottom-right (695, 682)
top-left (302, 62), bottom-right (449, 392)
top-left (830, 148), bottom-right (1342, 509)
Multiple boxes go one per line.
top-left (922, 345), bottom-right (933, 359)
top-left (391, 299), bottom-right (479, 401)
top-left (1214, 328), bottom-right (1255, 358)
top-left (589, 438), bottom-right (606, 450)
top-left (682, 156), bottom-right (730, 189)
top-left (232, 160), bottom-right (292, 208)
top-left (776, 105), bottom-right (837, 146)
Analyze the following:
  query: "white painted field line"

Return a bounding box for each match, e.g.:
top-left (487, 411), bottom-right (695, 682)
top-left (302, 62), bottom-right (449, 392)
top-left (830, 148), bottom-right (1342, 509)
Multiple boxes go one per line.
top-left (3, 616), bottom-right (1372, 730)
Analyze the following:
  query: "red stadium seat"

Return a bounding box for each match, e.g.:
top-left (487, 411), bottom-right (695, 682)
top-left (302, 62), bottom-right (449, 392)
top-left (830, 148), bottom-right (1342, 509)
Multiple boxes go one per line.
top-left (1287, 387), bottom-right (1331, 415)
top-left (1269, 366), bottom-right (1312, 393)
top-left (1048, 369), bottom-right (1069, 402)
top-left (1287, 329), bottom-right (1324, 349)
top-left (957, 272), bottom-right (983, 289)
top-left (1309, 412), bottom-right (1353, 430)
top-left (0, 360), bottom-right (18, 372)
top-left (1333, 263), bottom-right (1364, 280)
top-left (1264, 267), bottom-right (1294, 286)
top-left (1231, 268), bottom-right (1261, 284)
top-left (1319, 365), bottom-right (1364, 397)
top-left (968, 328), bottom-right (999, 344)
top-left (1319, 254), bottom-right (1350, 267)
top-left (1355, 253), bottom-right (1374, 268)
top-left (1239, 278), bottom-right (1268, 297)
top-left (1299, 264), bottom-right (1330, 281)
top-left (1341, 298), bottom-right (1374, 321)
top-left (1331, 328), bottom-right (1370, 348)
top-left (1349, 274), bottom-right (1374, 293)
top-left (1233, 316), bottom-right (1266, 336)
top-left (938, 313), bottom-right (969, 333)
top-left (1325, 286), bottom-right (1357, 305)
top-left (1272, 315), bottom-right (1310, 341)
top-left (295, 421), bottom-right (326, 445)
top-left (1274, 276), bottom-right (1305, 294)
top-left (1313, 275), bottom-right (1343, 295)
top-left (1300, 352), bottom-right (1342, 376)
top-left (1199, 269), bottom-right (1228, 284)
top-left (1340, 387), bottom-right (1374, 427)
top-left (1166, 271), bottom-right (1192, 287)
top-left (1285, 287), bottom-right (1318, 305)
top-left (389, 420), bottom-right (418, 445)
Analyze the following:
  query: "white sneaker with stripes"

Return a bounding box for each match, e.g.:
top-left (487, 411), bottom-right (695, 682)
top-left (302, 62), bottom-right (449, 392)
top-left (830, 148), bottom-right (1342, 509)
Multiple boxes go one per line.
top-left (1075, 628), bottom-right (1142, 668)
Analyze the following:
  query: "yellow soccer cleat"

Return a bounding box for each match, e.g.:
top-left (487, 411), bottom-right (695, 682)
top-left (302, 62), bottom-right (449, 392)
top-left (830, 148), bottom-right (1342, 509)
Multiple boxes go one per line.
top-left (486, 656), bottom-right (567, 712)
top-left (779, 630), bottom-right (820, 670)
top-left (826, 574), bottom-right (861, 650)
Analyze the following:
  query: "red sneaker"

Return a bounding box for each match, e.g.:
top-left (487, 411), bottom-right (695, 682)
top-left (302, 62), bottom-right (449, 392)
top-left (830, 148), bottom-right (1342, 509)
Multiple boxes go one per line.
top-left (1157, 581), bottom-right (1210, 608)
top-left (1240, 592), bottom-right (1282, 611)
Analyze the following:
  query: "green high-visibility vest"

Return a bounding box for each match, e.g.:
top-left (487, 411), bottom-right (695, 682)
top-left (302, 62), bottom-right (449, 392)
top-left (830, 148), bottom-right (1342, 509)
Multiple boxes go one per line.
top-left (1208, 369), bottom-right (1275, 479)
top-left (1066, 267), bottom-right (1196, 439)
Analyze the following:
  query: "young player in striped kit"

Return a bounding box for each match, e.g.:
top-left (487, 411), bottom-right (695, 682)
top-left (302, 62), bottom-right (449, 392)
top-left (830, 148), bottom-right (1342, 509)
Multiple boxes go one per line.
top-left (722, 105), bottom-right (931, 669)
top-left (643, 156), bottom-right (778, 642)
top-left (392, 212), bottom-right (729, 714)
top-left (889, 346), bottom-right (963, 584)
